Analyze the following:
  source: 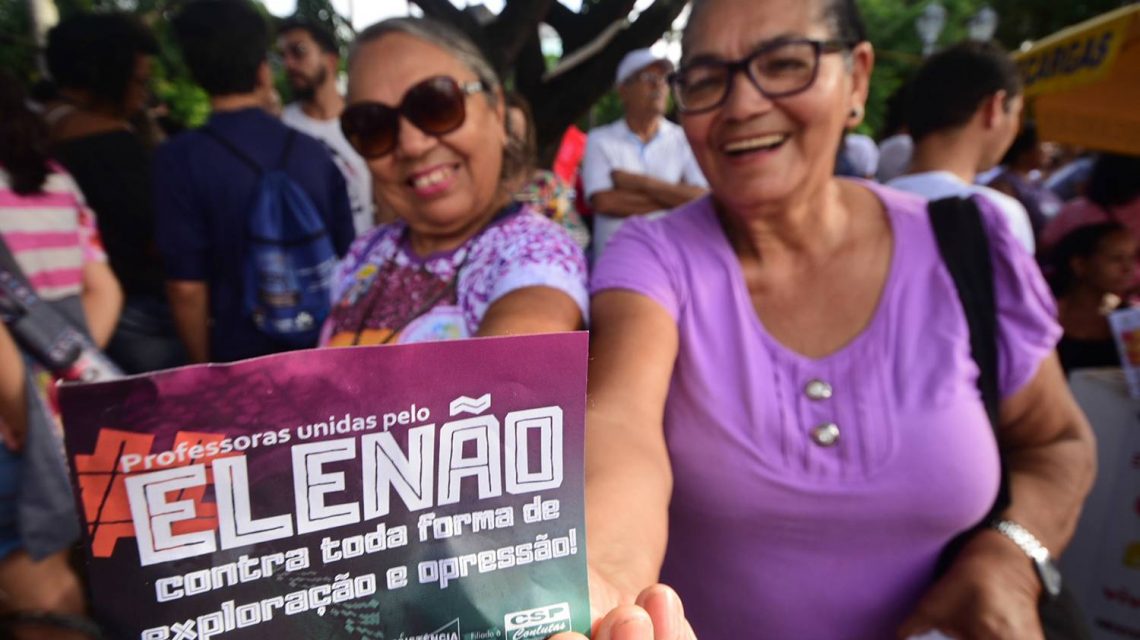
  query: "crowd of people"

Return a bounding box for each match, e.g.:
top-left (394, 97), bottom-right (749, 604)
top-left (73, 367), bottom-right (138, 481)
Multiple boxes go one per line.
top-left (0, 0), bottom-right (1128, 636)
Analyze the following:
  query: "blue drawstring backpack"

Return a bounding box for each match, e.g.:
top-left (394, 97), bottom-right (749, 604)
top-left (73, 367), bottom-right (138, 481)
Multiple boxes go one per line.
top-left (203, 128), bottom-right (337, 347)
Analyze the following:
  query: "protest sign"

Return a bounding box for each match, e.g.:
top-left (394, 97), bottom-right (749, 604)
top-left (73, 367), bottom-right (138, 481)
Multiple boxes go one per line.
top-left (59, 333), bottom-right (590, 640)
top-left (1108, 307), bottom-right (1140, 398)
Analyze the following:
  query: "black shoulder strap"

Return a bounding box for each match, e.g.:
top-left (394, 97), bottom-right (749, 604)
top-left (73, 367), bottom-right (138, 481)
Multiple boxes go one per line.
top-left (928, 195), bottom-right (1011, 518)
top-left (277, 129), bottom-right (297, 170)
top-left (201, 127), bottom-right (298, 173)
top-left (0, 234), bottom-right (32, 321)
top-left (200, 126), bottom-right (263, 174)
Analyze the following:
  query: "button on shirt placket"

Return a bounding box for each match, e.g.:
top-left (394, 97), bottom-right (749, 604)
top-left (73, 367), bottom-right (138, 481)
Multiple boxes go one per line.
top-left (804, 379), bottom-right (840, 447)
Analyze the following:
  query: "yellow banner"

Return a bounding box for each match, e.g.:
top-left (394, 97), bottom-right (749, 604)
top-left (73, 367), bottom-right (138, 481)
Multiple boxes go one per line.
top-left (1015, 7), bottom-right (1135, 97)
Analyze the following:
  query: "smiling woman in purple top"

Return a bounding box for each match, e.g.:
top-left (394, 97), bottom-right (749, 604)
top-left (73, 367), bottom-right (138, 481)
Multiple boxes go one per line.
top-left (550, 0), bottom-right (1097, 639)
top-left (320, 18), bottom-right (587, 348)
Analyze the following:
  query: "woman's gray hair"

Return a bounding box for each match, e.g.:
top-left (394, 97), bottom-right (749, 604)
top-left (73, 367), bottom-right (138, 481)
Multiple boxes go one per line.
top-left (681, 0), bottom-right (867, 64)
top-left (348, 17), bottom-right (531, 190)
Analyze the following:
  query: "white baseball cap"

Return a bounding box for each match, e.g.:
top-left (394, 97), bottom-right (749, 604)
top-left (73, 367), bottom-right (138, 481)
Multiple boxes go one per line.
top-left (615, 48), bottom-right (674, 87)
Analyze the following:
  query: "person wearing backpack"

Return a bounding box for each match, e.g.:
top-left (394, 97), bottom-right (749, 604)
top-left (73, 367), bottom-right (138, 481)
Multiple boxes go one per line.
top-left (155, 0), bottom-right (355, 363)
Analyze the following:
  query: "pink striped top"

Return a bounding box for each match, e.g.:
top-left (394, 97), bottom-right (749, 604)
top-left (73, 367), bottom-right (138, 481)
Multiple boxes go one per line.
top-left (0, 166), bottom-right (106, 300)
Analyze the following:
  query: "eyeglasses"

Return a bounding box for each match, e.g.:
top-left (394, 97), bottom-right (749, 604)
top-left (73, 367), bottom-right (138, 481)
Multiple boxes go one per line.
top-left (668, 38), bottom-right (851, 114)
top-left (340, 75), bottom-right (487, 159)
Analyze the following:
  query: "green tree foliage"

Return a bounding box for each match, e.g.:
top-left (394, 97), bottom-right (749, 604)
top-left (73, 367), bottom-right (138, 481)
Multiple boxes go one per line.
top-left (0, 1), bottom-right (36, 80)
top-left (990, 0), bottom-right (1134, 47)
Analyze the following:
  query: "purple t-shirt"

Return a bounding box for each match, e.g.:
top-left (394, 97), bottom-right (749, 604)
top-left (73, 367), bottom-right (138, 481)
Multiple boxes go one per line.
top-left (590, 182), bottom-right (1060, 639)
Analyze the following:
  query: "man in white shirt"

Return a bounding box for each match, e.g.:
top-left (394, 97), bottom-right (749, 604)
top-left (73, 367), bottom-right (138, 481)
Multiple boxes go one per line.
top-left (277, 17), bottom-right (375, 235)
top-left (887, 41), bottom-right (1035, 253)
top-left (581, 48), bottom-right (708, 260)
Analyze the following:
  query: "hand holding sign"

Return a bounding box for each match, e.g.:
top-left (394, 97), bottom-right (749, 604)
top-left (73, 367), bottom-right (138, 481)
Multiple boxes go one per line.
top-left (550, 569), bottom-right (696, 640)
top-left (59, 334), bottom-right (592, 639)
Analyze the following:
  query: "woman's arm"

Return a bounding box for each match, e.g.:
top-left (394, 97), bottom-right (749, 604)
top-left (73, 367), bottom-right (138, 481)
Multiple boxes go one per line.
top-left (80, 260), bottom-right (123, 348)
top-left (580, 291), bottom-right (677, 593)
top-left (997, 353), bottom-right (1096, 553)
top-left (900, 353), bottom-right (1096, 639)
top-left (547, 290), bottom-right (697, 640)
top-left (475, 286), bottom-right (583, 337)
top-left (0, 324), bottom-right (28, 451)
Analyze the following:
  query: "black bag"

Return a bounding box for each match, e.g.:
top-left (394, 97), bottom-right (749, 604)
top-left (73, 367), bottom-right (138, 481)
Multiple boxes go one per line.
top-left (928, 196), bottom-right (1090, 640)
top-left (0, 238), bottom-right (119, 559)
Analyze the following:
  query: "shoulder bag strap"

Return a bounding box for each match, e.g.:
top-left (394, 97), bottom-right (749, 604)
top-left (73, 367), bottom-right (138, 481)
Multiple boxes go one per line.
top-left (276, 128), bottom-right (298, 170)
top-left (929, 199), bottom-right (1001, 424)
top-left (200, 126), bottom-right (264, 174)
top-left (0, 234), bottom-right (37, 320)
top-left (929, 195), bottom-right (1091, 640)
top-left (928, 195), bottom-right (1010, 518)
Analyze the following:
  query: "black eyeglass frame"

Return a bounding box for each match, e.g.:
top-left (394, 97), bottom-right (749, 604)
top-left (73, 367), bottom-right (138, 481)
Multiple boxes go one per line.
top-left (668, 38), bottom-right (853, 115)
top-left (340, 75), bottom-right (488, 159)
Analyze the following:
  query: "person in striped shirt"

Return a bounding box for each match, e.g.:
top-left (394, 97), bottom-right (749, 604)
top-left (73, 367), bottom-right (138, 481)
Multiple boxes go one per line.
top-left (0, 70), bottom-right (121, 635)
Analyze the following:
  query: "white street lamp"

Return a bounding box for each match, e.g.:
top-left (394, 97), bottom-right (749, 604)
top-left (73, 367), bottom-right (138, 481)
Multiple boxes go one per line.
top-left (916, 2), bottom-right (948, 56)
top-left (967, 6), bottom-right (1000, 42)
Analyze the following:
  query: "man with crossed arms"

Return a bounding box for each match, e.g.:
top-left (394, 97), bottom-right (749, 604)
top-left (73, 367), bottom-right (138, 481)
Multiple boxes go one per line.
top-left (582, 48), bottom-right (708, 261)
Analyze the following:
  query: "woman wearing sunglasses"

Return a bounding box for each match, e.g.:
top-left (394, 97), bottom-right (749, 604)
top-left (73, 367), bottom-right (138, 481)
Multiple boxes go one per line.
top-left (319, 18), bottom-right (587, 347)
top-left (552, 0), bottom-right (1095, 639)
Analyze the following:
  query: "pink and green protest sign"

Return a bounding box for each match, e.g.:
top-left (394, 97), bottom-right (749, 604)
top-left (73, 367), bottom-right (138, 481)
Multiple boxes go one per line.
top-left (59, 333), bottom-right (590, 640)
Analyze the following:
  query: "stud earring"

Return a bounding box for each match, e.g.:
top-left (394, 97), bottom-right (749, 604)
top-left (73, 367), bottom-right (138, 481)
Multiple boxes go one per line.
top-left (850, 105), bottom-right (864, 120)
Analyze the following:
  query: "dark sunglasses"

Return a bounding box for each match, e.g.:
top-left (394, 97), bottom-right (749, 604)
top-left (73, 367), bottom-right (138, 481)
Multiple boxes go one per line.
top-left (340, 75), bottom-right (487, 159)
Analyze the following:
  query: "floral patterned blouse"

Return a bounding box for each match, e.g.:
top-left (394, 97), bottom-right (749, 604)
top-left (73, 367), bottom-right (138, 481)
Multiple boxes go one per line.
top-left (320, 203), bottom-right (588, 346)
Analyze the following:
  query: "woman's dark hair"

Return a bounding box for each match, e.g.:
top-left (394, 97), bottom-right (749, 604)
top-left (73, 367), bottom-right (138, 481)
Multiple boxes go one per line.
top-left (350, 17), bottom-right (529, 192)
top-left (1086, 153), bottom-right (1140, 210)
top-left (684, 0), bottom-right (868, 59)
top-left (46, 12), bottom-right (158, 109)
top-left (173, 0), bottom-right (269, 97)
top-left (822, 0), bottom-right (868, 45)
top-left (1047, 222), bottom-right (1129, 297)
top-left (0, 72), bottom-right (51, 195)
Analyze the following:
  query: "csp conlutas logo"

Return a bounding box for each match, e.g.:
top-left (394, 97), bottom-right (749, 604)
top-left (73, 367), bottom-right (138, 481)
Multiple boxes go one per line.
top-left (503, 603), bottom-right (572, 639)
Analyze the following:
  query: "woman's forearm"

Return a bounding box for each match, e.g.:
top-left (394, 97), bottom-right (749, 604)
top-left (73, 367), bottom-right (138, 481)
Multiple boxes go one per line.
top-left (1003, 427), bottom-right (1096, 554)
top-left (583, 291), bottom-right (681, 596)
top-left (81, 261), bottom-right (124, 348)
top-left (0, 324), bottom-right (28, 449)
top-left (584, 420), bottom-right (674, 595)
top-left (996, 354), bottom-right (1097, 553)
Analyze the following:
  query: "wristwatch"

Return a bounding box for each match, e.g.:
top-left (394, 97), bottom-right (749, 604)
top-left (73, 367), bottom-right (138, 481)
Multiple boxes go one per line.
top-left (988, 519), bottom-right (1063, 599)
